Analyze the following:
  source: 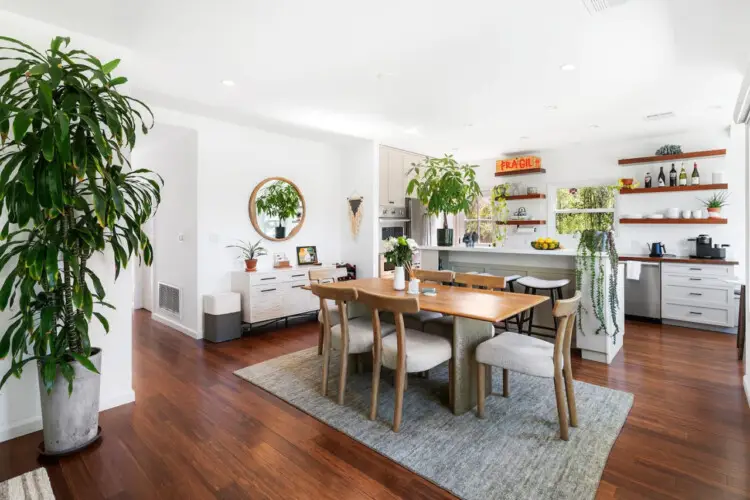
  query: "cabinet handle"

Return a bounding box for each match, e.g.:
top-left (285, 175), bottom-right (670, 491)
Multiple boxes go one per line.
top-left (292, 285), bottom-right (305, 289)
top-left (689, 311), bottom-right (703, 315)
top-left (689, 292), bottom-right (703, 296)
top-left (261, 277), bottom-right (276, 281)
top-left (689, 278), bottom-right (702, 281)
top-left (261, 288), bottom-right (276, 293)
top-left (292, 274), bottom-right (305, 278)
top-left (689, 268), bottom-right (702, 271)
top-left (389, 201), bottom-right (394, 204)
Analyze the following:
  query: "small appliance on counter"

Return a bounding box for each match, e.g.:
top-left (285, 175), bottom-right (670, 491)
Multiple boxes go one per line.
top-left (648, 242), bottom-right (666, 258)
top-left (689, 234), bottom-right (729, 260)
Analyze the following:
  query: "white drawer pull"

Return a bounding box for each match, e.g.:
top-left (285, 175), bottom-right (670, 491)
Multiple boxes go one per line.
top-left (261, 288), bottom-right (277, 293)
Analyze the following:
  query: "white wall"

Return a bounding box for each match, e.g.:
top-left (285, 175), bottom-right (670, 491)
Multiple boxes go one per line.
top-left (471, 126), bottom-right (746, 276)
top-left (132, 125), bottom-right (199, 336)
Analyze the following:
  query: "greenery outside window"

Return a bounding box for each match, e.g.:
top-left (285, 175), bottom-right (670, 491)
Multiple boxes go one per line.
top-left (464, 194), bottom-right (494, 245)
top-left (555, 186), bottom-right (616, 234)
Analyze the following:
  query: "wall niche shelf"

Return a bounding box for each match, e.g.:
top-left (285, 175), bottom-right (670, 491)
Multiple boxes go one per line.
top-left (494, 168), bottom-right (546, 177)
top-left (619, 218), bottom-right (727, 225)
top-left (619, 183), bottom-right (728, 195)
top-left (497, 220), bottom-right (546, 226)
top-left (502, 193), bottom-right (547, 200)
top-left (618, 149), bottom-right (726, 166)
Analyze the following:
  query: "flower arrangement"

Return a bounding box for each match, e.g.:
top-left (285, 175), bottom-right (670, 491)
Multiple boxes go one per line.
top-left (383, 237), bottom-right (418, 267)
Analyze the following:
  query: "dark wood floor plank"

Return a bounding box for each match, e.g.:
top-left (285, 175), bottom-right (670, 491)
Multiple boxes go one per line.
top-left (0, 311), bottom-right (747, 499)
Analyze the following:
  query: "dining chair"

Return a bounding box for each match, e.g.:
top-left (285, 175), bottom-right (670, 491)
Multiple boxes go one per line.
top-left (309, 268), bottom-right (343, 355)
top-left (311, 283), bottom-right (396, 404)
top-left (475, 291), bottom-right (582, 440)
top-left (396, 269), bottom-right (455, 330)
top-left (357, 289), bottom-right (453, 432)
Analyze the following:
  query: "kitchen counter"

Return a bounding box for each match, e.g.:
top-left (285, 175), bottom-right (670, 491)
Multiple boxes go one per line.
top-left (619, 255), bottom-right (738, 266)
top-left (420, 245), bottom-right (579, 256)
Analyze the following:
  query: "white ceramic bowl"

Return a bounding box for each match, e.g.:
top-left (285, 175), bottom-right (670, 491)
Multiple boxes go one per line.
top-left (649, 213), bottom-right (665, 219)
top-left (666, 208), bottom-right (680, 219)
top-left (692, 209), bottom-right (704, 219)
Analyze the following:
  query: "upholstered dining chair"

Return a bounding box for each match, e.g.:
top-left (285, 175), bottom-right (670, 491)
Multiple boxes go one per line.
top-left (396, 269), bottom-right (455, 330)
top-left (474, 291), bottom-right (582, 441)
top-left (311, 283), bottom-right (396, 405)
top-left (357, 289), bottom-right (453, 432)
top-left (309, 267), bottom-right (344, 355)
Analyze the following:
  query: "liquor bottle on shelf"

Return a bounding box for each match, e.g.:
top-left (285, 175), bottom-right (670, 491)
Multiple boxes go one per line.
top-left (691, 162), bottom-right (700, 185)
top-left (679, 163), bottom-right (687, 186)
top-left (669, 163), bottom-right (677, 187)
top-left (644, 172), bottom-right (652, 188)
top-left (657, 166), bottom-right (666, 187)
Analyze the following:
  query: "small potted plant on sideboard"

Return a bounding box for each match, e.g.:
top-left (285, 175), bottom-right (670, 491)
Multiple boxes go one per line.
top-left (227, 239), bottom-right (268, 271)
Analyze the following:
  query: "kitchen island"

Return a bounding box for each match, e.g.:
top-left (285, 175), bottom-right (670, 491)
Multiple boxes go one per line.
top-left (420, 245), bottom-right (625, 364)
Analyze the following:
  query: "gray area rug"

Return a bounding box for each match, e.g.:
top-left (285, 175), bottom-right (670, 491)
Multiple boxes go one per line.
top-left (235, 347), bottom-right (633, 500)
top-left (0, 468), bottom-right (55, 500)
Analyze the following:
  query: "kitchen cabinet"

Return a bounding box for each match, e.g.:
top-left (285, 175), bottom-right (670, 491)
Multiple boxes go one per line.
top-left (379, 146), bottom-right (426, 207)
top-left (661, 262), bottom-right (736, 329)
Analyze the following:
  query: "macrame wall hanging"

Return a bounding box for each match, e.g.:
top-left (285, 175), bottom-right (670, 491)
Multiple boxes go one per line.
top-left (347, 196), bottom-right (363, 237)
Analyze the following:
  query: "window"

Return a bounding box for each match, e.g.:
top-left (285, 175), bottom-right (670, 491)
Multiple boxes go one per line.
top-left (464, 194), bottom-right (495, 245)
top-left (554, 186), bottom-right (615, 234)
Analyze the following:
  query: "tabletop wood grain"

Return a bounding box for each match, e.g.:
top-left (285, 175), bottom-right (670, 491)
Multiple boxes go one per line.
top-left (311, 278), bottom-right (548, 323)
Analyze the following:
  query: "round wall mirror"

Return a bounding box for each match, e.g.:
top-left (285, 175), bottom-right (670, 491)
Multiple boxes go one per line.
top-left (249, 177), bottom-right (306, 241)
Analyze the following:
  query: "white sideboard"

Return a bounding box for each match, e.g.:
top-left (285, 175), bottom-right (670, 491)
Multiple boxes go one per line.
top-left (661, 262), bottom-right (736, 330)
top-left (230, 266), bottom-right (346, 324)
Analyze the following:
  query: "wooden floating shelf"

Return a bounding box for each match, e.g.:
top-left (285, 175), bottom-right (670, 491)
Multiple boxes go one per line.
top-left (494, 168), bottom-right (546, 177)
top-left (619, 183), bottom-right (728, 195)
top-left (497, 220), bottom-right (546, 226)
top-left (503, 193), bottom-right (546, 200)
top-left (618, 149), bottom-right (726, 166)
top-left (619, 218), bottom-right (727, 225)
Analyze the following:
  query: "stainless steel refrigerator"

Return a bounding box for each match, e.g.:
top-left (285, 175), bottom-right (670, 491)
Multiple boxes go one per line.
top-left (406, 198), bottom-right (432, 247)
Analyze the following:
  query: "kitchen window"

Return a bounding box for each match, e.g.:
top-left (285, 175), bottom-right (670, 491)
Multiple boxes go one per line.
top-left (553, 186), bottom-right (616, 235)
top-left (464, 194), bottom-right (495, 245)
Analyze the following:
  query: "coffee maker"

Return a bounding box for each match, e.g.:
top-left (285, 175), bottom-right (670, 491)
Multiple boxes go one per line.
top-left (689, 234), bottom-right (727, 260)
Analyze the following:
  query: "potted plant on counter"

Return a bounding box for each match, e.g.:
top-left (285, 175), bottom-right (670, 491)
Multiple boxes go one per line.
top-left (700, 191), bottom-right (729, 219)
top-left (383, 236), bottom-right (418, 290)
top-left (407, 154), bottom-right (482, 246)
top-left (0, 36), bottom-right (161, 455)
top-left (255, 181), bottom-right (301, 239)
top-left (226, 239), bottom-right (267, 271)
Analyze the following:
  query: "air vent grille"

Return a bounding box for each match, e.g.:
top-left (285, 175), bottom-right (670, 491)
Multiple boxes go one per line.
top-left (158, 282), bottom-right (181, 317)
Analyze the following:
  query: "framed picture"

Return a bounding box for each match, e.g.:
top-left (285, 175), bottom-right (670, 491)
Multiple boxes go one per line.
top-left (296, 246), bottom-right (319, 265)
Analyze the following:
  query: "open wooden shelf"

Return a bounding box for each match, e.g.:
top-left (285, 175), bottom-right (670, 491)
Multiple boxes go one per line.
top-left (619, 218), bottom-right (727, 225)
top-left (619, 183), bottom-right (728, 195)
top-left (503, 193), bottom-right (546, 200)
top-left (496, 219), bottom-right (546, 226)
top-left (618, 149), bottom-right (726, 166)
top-left (494, 168), bottom-right (546, 177)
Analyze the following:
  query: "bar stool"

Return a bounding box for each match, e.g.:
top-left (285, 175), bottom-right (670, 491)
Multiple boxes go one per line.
top-left (515, 276), bottom-right (570, 338)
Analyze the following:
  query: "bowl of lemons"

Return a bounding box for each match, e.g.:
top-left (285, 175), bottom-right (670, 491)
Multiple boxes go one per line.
top-left (531, 237), bottom-right (561, 251)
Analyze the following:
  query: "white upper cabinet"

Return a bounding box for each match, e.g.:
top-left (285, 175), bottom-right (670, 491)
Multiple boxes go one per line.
top-left (379, 146), bottom-right (426, 206)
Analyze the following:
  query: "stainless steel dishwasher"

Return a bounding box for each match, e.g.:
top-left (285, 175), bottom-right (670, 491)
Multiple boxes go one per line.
top-left (624, 261), bottom-right (661, 320)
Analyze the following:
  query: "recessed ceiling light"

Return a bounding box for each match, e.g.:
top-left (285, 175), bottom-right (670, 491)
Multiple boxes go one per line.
top-left (544, 105), bottom-right (558, 110)
top-left (560, 63), bottom-right (576, 71)
top-left (452, 147), bottom-right (459, 151)
top-left (221, 80), bottom-right (235, 87)
top-left (520, 136), bottom-right (530, 140)
top-left (465, 123), bottom-right (473, 128)
top-left (590, 124), bottom-right (600, 129)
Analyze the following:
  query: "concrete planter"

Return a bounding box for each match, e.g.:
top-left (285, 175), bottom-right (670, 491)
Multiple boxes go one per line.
top-left (37, 348), bottom-right (102, 455)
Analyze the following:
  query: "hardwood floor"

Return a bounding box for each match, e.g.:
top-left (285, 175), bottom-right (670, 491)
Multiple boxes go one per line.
top-left (1, 311), bottom-right (748, 499)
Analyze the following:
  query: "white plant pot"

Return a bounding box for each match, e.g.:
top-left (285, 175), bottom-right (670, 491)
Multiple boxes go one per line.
top-left (393, 266), bottom-right (406, 291)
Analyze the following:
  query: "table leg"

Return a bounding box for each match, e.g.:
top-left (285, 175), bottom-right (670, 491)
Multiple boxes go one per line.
top-left (452, 316), bottom-right (494, 415)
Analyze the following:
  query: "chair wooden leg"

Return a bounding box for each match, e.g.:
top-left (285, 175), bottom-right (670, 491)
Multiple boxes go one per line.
top-left (337, 349), bottom-right (348, 405)
top-left (370, 349), bottom-right (381, 421)
top-left (317, 323), bottom-right (324, 355)
top-left (554, 370), bottom-right (569, 440)
top-left (476, 362), bottom-right (486, 418)
top-left (321, 329), bottom-right (331, 396)
top-left (563, 364), bottom-right (578, 427)
top-left (502, 369), bottom-right (509, 397)
top-left (356, 354), bottom-right (364, 375)
top-left (393, 365), bottom-right (406, 432)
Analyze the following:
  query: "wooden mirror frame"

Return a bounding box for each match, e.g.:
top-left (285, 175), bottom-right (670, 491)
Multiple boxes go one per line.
top-left (248, 177), bottom-right (306, 242)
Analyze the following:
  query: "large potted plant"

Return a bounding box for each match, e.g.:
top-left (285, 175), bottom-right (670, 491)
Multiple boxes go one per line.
top-left (0, 36), bottom-right (160, 454)
top-left (255, 181), bottom-right (301, 239)
top-left (406, 154), bottom-right (482, 246)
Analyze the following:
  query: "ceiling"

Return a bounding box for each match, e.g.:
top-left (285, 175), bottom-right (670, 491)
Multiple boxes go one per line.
top-left (1, 0), bottom-right (748, 159)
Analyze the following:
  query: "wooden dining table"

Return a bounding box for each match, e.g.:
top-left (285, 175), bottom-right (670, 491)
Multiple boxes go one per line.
top-left (311, 278), bottom-right (548, 415)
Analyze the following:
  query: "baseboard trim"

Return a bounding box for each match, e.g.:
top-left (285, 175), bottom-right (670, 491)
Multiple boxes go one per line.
top-left (0, 389), bottom-right (135, 443)
top-left (152, 312), bottom-right (200, 339)
top-left (744, 375), bottom-right (750, 408)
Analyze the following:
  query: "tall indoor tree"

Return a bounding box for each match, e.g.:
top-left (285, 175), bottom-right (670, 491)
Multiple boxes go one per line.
top-left (0, 36), bottom-right (161, 453)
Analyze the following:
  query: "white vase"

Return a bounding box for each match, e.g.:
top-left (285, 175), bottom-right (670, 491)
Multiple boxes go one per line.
top-left (393, 266), bottom-right (406, 291)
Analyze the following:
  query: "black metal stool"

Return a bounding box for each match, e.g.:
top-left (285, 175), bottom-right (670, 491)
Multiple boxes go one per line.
top-left (515, 276), bottom-right (570, 338)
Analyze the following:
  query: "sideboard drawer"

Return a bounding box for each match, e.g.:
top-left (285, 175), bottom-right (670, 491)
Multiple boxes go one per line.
top-left (662, 284), bottom-right (731, 307)
top-left (249, 272), bottom-right (285, 286)
top-left (249, 285), bottom-right (285, 323)
top-left (289, 271), bottom-right (309, 282)
top-left (661, 263), bottom-right (732, 277)
top-left (662, 302), bottom-right (732, 327)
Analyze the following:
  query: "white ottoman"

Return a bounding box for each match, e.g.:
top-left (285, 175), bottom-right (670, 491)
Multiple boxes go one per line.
top-left (203, 292), bottom-right (242, 343)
